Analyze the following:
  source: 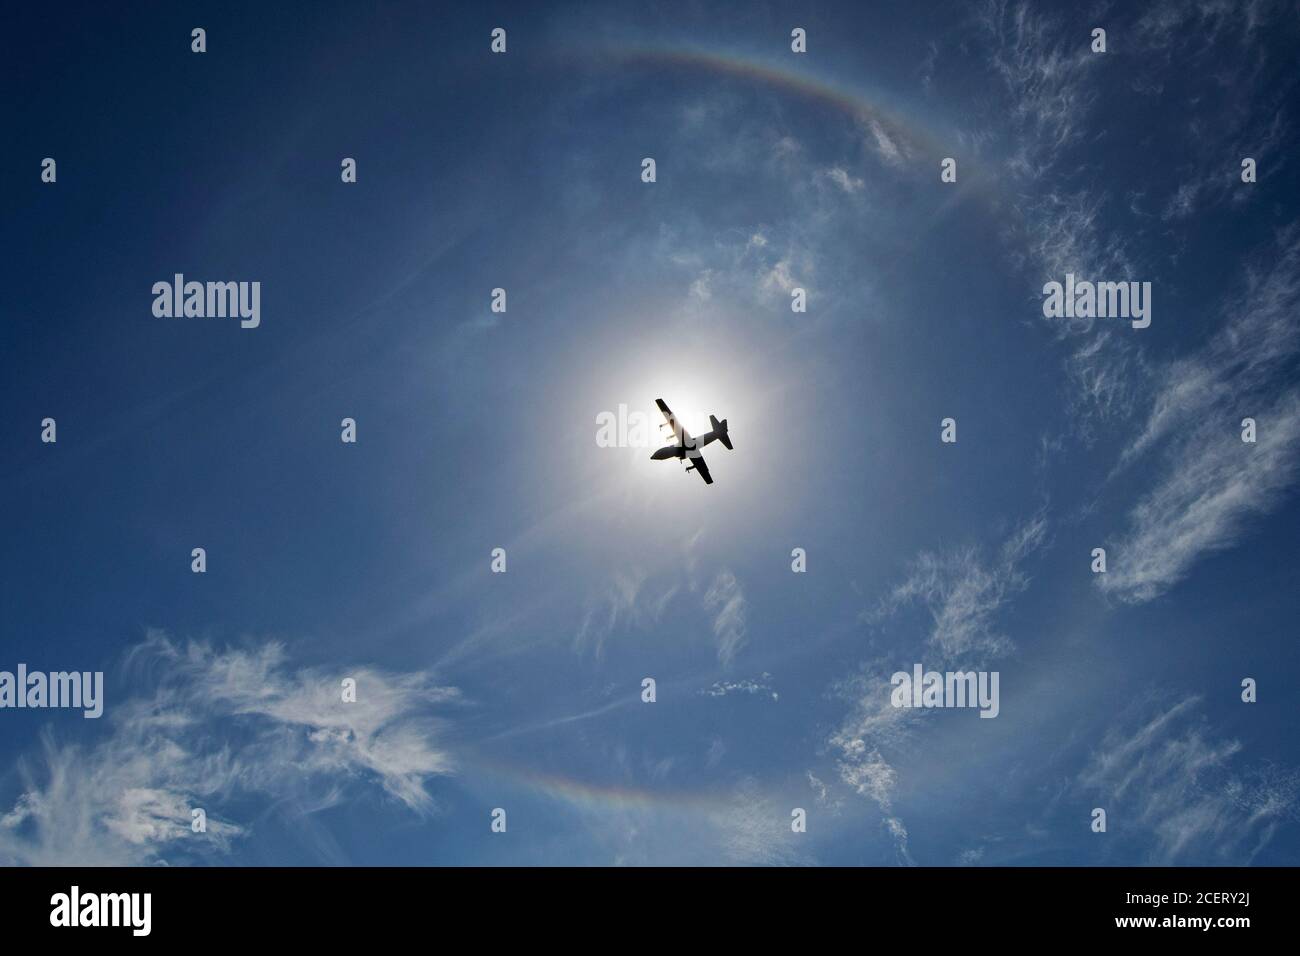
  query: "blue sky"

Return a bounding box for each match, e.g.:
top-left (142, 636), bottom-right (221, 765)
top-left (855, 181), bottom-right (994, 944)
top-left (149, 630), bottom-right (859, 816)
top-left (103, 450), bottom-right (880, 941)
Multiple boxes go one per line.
top-left (2, 0), bottom-right (1299, 866)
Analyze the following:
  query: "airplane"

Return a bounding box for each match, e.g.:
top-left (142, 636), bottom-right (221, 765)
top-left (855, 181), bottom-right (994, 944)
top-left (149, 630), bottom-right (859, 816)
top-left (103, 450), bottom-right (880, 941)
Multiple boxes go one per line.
top-left (650, 398), bottom-right (732, 484)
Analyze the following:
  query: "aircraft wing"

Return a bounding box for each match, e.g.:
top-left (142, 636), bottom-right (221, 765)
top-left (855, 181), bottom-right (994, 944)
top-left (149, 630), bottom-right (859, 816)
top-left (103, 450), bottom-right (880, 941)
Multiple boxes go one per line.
top-left (655, 398), bottom-right (690, 445)
top-left (689, 452), bottom-right (713, 484)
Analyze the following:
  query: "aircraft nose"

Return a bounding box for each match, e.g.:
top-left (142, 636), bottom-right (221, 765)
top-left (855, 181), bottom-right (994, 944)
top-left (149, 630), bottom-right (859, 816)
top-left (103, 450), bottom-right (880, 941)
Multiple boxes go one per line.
top-left (651, 446), bottom-right (675, 460)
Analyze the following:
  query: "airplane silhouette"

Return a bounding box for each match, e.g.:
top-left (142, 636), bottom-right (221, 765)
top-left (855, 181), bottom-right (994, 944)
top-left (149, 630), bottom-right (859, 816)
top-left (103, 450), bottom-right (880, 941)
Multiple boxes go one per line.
top-left (650, 398), bottom-right (732, 484)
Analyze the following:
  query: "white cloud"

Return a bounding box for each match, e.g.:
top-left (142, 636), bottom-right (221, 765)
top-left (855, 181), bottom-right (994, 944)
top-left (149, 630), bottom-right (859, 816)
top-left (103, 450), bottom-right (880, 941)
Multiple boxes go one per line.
top-left (0, 633), bottom-right (459, 865)
top-left (1024, 189), bottom-right (1133, 285)
top-left (877, 512), bottom-right (1048, 659)
top-left (864, 119), bottom-right (905, 167)
top-left (827, 516), bottom-right (1047, 863)
top-left (978, 0), bottom-right (1099, 173)
top-left (760, 258), bottom-right (798, 296)
top-left (578, 558), bottom-right (747, 665)
top-left (957, 846), bottom-right (986, 865)
top-left (576, 570), bottom-right (678, 659)
top-left (1081, 697), bottom-right (1298, 863)
top-left (1122, 229), bottom-right (1300, 464)
top-left (981, 0), bottom-right (1292, 440)
top-left (1161, 181), bottom-right (1202, 221)
top-left (701, 673), bottom-right (776, 701)
top-left (976, 2), bottom-right (1145, 433)
top-left (1134, 0), bottom-right (1271, 55)
top-left (823, 166), bottom-right (865, 194)
top-left (704, 570), bottom-right (749, 665)
top-left (688, 269), bottom-right (714, 302)
top-left (711, 779), bottom-right (812, 866)
top-left (1101, 395), bottom-right (1300, 603)
top-left (918, 40), bottom-right (939, 92)
top-left (806, 770), bottom-right (830, 805)
top-left (1103, 230), bottom-right (1300, 602)
top-left (826, 515), bottom-right (1050, 868)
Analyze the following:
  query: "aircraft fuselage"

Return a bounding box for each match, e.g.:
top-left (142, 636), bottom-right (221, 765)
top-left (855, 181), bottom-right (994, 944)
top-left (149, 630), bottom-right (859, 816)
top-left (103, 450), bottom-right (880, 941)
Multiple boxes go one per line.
top-left (651, 430), bottom-right (721, 460)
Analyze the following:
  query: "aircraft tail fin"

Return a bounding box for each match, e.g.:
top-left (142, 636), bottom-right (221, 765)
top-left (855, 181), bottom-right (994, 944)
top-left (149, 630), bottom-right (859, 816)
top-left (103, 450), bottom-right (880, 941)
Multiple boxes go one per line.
top-left (710, 414), bottom-right (733, 450)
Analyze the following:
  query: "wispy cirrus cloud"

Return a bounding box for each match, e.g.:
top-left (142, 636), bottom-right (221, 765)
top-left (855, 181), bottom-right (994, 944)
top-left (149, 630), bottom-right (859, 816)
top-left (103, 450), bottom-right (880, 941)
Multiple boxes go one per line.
top-left (703, 569), bottom-right (749, 665)
top-left (1081, 696), bottom-right (1299, 863)
top-left (1132, 1), bottom-right (1294, 222)
top-left (975, 1), bottom-right (1147, 436)
top-left (1100, 396), bottom-right (1300, 604)
top-left (577, 569), bottom-right (677, 659)
top-left (978, 0), bottom-right (1100, 176)
top-left (863, 118), bottom-right (907, 168)
top-left (1119, 228), bottom-right (1300, 466)
top-left (711, 778), bottom-right (813, 866)
top-left (1133, 0), bottom-right (1274, 61)
top-left (876, 510), bottom-right (1049, 660)
top-left (577, 554), bottom-right (748, 665)
top-left (972, 0), bottom-right (1300, 603)
top-left (1101, 229), bottom-right (1300, 602)
top-left (700, 673), bottom-right (777, 700)
top-left (821, 166), bottom-right (865, 194)
top-left (0, 632), bottom-right (459, 865)
top-left (827, 513), bottom-right (1048, 863)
